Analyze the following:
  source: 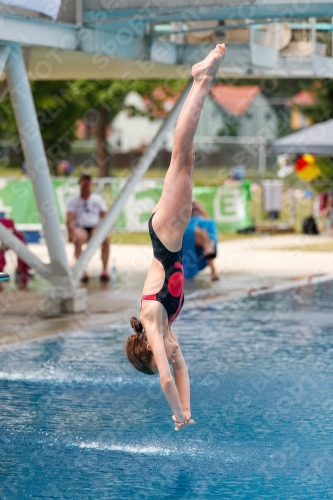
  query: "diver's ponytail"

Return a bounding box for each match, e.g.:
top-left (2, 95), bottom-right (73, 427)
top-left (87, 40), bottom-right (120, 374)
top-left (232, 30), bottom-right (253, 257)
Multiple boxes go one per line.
top-left (130, 317), bottom-right (144, 334)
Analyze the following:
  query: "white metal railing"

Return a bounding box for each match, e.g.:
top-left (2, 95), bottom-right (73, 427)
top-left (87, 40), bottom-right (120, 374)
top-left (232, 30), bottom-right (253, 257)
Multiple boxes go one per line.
top-left (194, 136), bottom-right (267, 174)
top-left (0, 0), bottom-right (82, 24)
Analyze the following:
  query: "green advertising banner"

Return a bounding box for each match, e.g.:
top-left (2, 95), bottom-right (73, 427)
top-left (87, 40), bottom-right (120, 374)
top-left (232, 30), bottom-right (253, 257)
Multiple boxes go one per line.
top-left (0, 178), bottom-right (252, 232)
top-left (111, 180), bottom-right (252, 232)
top-left (193, 185), bottom-right (252, 231)
top-left (0, 178), bottom-right (78, 225)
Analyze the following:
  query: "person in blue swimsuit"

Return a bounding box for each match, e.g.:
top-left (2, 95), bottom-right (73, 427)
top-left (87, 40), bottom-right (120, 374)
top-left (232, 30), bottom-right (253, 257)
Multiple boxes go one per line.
top-left (126, 44), bottom-right (226, 431)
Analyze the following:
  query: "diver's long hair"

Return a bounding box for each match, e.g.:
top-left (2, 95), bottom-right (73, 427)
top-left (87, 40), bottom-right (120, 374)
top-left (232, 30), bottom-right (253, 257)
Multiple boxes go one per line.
top-left (125, 317), bottom-right (154, 375)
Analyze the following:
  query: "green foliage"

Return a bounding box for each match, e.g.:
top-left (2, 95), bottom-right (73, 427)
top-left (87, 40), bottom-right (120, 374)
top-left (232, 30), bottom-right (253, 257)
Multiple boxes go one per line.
top-left (71, 78), bottom-right (186, 121)
top-left (300, 79), bottom-right (333, 124)
top-left (69, 79), bottom-right (186, 176)
top-left (0, 78), bottom-right (186, 174)
top-left (308, 157), bottom-right (333, 193)
top-left (0, 80), bottom-right (83, 169)
top-left (32, 81), bottom-right (83, 167)
top-left (217, 123), bottom-right (237, 137)
top-left (0, 92), bottom-right (19, 165)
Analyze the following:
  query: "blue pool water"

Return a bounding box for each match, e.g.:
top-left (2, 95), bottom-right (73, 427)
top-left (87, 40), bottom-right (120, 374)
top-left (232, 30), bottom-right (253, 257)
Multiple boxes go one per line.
top-left (1, 282), bottom-right (333, 499)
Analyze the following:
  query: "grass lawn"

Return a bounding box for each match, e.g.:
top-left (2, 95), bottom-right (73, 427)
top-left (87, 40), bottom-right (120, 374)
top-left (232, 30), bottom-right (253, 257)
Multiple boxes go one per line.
top-left (110, 233), bottom-right (333, 249)
top-left (111, 231), bottom-right (266, 245)
top-left (111, 232), bottom-right (152, 245)
top-left (142, 167), bottom-right (283, 186)
top-left (0, 166), bottom-right (23, 178)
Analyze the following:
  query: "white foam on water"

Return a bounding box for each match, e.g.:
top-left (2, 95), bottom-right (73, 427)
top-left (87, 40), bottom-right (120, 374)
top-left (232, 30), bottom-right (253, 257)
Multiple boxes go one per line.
top-left (0, 371), bottom-right (58, 383)
top-left (0, 370), bottom-right (93, 384)
top-left (77, 441), bottom-right (172, 455)
top-left (0, 370), bottom-right (139, 386)
top-left (74, 441), bottom-right (246, 462)
top-left (34, 437), bottom-right (246, 463)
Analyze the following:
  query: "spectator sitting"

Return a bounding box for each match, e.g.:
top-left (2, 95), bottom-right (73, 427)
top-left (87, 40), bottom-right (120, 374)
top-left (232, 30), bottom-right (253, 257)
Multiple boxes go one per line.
top-left (0, 218), bottom-right (31, 290)
top-left (57, 160), bottom-right (74, 177)
top-left (319, 190), bottom-right (333, 233)
top-left (224, 165), bottom-right (251, 201)
top-left (183, 200), bottom-right (219, 281)
top-left (223, 165), bottom-right (246, 186)
top-left (66, 172), bottom-right (110, 282)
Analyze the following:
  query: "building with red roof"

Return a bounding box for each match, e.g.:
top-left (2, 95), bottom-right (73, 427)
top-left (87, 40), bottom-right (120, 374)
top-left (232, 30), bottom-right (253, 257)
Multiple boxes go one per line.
top-left (210, 85), bottom-right (262, 116)
top-left (196, 83), bottom-right (278, 141)
top-left (108, 83), bottom-right (278, 153)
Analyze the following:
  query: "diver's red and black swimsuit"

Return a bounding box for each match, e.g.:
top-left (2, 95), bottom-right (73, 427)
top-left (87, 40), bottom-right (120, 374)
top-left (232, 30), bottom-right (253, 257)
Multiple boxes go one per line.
top-left (141, 214), bottom-right (184, 324)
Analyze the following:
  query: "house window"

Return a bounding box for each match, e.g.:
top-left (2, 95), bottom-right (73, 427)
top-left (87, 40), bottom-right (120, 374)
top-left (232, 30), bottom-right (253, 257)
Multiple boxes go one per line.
top-left (265, 112), bottom-right (272, 120)
top-left (246, 112), bottom-right (252, 119)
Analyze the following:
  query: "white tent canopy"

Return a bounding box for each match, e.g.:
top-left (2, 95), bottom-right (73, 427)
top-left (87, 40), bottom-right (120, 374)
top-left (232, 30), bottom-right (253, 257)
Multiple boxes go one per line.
top-left (272, 120), bottom-right (333, 156)
top-left (0, 0), bottom-right (61, 19)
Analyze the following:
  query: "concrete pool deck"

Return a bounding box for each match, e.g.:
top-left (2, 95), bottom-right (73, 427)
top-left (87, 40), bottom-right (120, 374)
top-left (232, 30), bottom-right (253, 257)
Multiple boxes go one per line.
top-left (0, 233), bottom-right (332, 345)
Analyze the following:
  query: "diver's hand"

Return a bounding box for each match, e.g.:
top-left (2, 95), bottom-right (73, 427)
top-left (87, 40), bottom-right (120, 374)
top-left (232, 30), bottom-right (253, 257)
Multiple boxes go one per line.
top-left (183, 409), bottom-right (194, 425)
top-left (172, 414), bottom-right (195, 431)
top-left (172, 415), bottom-right (185, 431)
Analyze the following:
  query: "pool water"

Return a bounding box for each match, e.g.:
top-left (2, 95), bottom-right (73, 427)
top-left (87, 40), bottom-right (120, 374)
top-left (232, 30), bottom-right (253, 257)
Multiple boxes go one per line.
top-left (1, 282), bottom-right (333, 499)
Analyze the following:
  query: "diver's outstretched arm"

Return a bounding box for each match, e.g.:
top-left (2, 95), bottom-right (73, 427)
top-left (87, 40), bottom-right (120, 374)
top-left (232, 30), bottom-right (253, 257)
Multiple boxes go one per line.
top-left (145, 323), bottom-right (185, 425)
top-left (169, 326), bottom-right (191, 418)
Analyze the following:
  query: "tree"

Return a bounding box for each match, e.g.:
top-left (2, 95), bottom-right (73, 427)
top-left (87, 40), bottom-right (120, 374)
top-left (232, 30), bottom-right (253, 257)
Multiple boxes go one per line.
top-left (72, 79), bottom-right (186, 177)
top-left (0, 80), bottom-right (83, 173)
top-left (33, 81), bottom-right (84, 173)
top-left (300, 79), bottom-right (333, 124)
top-left (0, 90), bottom-right (19, 167)
top-left (0, 78), bottom-right (186, 176)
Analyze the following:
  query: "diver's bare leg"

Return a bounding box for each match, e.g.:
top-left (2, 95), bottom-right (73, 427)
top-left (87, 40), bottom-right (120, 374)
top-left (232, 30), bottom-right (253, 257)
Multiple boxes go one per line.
top-left (153, 44), bottom-right (226, 248)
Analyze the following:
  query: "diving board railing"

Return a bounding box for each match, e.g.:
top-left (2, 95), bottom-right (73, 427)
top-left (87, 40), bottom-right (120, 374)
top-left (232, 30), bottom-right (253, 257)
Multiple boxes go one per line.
top-left (0, 2), bottom-right (332, 78)
top-left (149, 18), bottom-right (333, 76)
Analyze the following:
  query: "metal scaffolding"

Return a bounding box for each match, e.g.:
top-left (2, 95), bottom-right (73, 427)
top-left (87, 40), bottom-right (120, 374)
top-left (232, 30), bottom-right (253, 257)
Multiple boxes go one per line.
top-left (0, 1), bottom-right (333, 313)
top-left (0, 42), bottom-right (192, 308)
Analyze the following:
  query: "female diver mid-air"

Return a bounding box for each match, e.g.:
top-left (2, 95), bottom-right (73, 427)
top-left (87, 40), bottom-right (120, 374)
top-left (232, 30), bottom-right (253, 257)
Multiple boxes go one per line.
top-left (126, 44), bottom-right (226, 431)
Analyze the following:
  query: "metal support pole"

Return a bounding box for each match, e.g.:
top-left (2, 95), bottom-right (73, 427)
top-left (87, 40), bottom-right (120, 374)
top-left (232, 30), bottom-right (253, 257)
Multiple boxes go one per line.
top-left (249, 24), bottom-right (255, 45)
top-left (274, 21), bottom-right (279, 50)
top-left (72, 80), bottom-right (192, 285)
top-left (0, 80), bottom-right (8, 103)
top-left (310, 17), bottom-right (316, 56)
top-left (6, 43), bottom-right (72, 290)
top-left (331, 17), bottom-right (333, 57)
top-left (0, 223), bottom-right (51, 280)
top-left (0, 45), bottom-right (10, 78)
top-left (259, 141), bottom-right (266, 174)
top-left (76, 0), bottom-right (83, 25)
top-left (289, 188), bottom-right (296, 225)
